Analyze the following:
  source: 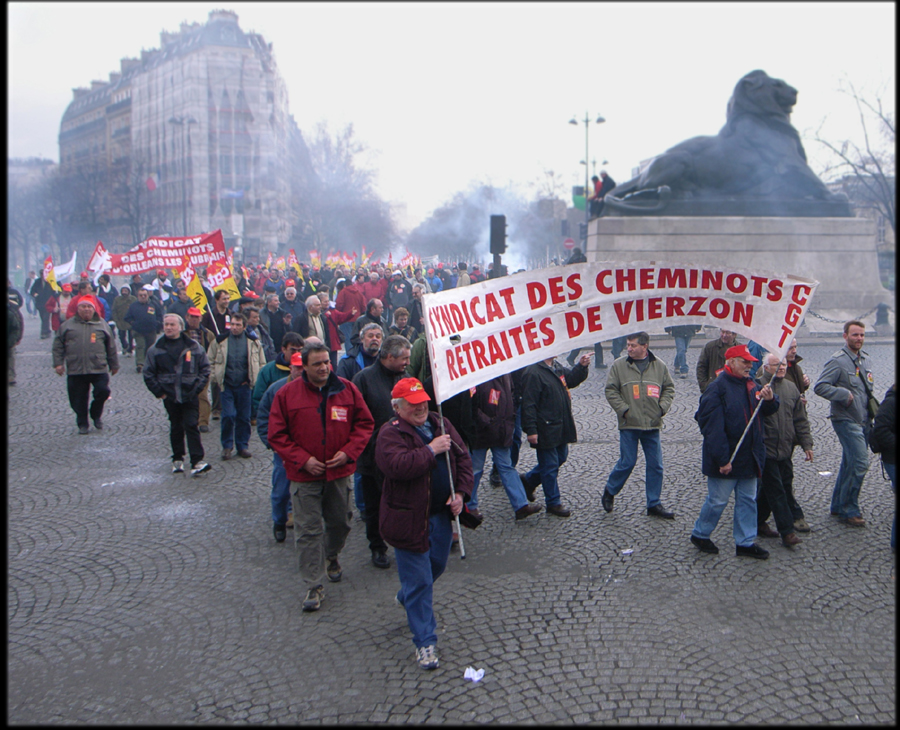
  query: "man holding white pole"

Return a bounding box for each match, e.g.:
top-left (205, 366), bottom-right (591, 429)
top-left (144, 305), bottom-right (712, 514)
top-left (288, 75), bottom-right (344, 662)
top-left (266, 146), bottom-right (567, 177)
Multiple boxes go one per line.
top-left (691, 344), bottom-right (778, 558)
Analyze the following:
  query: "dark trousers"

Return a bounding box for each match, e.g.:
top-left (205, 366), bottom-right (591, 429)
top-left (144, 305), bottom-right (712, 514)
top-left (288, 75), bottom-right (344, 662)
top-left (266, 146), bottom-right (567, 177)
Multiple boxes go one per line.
top-left (163, 398), bottom-right (204, 466)
top-left (611, 337), bottom-right (627, 359)
top-left (360, 470), bottom-right (387, 553)
top-left (118, 327), bottom-right (133, 353)
top-left (39, 308), bottom-right (51, 338)
top-left (568, 342), bottom-right (604, 367)
top-left (67, 373), bottom-right (110, 427)
top-left (758, 457), bottom-right (796, 535)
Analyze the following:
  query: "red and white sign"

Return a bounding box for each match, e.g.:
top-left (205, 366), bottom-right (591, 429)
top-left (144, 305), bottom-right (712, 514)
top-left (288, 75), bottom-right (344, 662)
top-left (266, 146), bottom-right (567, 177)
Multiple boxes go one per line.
top-left (86, 230), bottom-right (229, 277)
top-left (423, 260), bottom-right (819, 403)
top-left (562, 238), bottom-right (576, 250)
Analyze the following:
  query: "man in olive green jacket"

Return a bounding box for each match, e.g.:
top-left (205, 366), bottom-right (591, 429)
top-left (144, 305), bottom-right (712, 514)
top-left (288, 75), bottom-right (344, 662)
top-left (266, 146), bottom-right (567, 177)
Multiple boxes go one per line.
top-left (601, 331), bottom-right (676, 518)
top-left (52, 296), bottom-right (119, 434)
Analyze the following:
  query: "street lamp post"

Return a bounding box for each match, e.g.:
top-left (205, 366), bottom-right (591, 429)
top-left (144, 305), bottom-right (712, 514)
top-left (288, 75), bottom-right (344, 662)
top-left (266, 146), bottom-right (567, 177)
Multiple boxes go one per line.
top-left (168, 115), bottom-right (198, 236)
top-left (569, 112), bottom-right (605, 242)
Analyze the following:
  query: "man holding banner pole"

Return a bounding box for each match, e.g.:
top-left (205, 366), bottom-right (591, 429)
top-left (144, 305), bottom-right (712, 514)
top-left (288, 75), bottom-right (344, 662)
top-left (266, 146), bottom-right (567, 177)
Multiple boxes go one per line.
top-left (691, 344), bottom-right (778, 559)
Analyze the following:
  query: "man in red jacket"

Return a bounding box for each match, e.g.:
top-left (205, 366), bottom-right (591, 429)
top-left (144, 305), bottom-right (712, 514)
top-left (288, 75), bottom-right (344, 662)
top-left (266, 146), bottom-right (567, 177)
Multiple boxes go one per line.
top-left (267, 341), bottom-right (374, 612)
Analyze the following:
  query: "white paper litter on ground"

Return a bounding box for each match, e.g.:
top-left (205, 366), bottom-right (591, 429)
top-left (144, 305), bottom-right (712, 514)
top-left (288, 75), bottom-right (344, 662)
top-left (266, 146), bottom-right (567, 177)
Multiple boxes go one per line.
top-left (621, 549), bottom-right (634, 555)
top-left (464, 666), bottom-right (485, 682)
top-left (818, 471), bottom-right (833, 476)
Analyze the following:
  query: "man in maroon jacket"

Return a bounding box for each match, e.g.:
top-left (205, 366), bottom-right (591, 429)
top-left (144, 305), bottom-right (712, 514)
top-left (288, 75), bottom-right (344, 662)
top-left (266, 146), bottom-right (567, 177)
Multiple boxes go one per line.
top-left (268, 341), bottom-right (374, 612)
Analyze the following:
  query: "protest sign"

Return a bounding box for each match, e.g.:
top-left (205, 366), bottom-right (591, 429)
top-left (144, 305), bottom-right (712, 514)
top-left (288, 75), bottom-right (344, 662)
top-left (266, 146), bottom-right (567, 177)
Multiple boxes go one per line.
top-left (84, 230), bottom-right (229, 277)
top-left (423, 260), bottom-right (819, 403)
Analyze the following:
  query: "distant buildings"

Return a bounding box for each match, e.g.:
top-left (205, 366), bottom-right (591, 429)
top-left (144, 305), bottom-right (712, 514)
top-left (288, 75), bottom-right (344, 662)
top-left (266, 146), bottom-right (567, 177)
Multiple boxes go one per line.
top-left (58, 9), bottom-right (314, 263)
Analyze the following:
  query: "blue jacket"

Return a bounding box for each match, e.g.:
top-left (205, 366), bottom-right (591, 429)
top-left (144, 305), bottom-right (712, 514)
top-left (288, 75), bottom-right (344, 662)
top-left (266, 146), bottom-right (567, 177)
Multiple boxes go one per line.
top-left (695, 368), bottom-right (779, 479)
top-left (256, 375), bottom-right (290, 449)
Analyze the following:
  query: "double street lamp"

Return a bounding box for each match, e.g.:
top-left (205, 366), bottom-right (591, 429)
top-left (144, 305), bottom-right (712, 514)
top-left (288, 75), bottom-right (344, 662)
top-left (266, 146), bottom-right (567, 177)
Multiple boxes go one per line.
top-left (569, 112), bottom-right (605, 240)
top-left (168, 115), bottom-right (198, 236)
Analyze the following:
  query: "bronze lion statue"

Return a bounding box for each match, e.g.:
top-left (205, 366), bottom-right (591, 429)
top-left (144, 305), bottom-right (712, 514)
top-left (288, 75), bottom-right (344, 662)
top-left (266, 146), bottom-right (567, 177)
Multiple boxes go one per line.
top-left (604, 70), bottom-right (849, 215)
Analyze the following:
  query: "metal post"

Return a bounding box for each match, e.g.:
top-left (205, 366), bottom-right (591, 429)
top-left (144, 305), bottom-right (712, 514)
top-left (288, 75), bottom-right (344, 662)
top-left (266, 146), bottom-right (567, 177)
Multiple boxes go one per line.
top-left (584, 112), bottom-right (590, 237)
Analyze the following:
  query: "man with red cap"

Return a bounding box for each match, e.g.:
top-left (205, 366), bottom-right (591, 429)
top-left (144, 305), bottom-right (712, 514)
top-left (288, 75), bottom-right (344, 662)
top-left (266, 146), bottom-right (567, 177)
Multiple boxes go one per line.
top-left (52, 296), bottom-right (119, 434)
top-left (150, 269), bottom-right (175, 303)
top-left (376, 377), bottom-right (472, 670)
top-left (692, 343), bottom-right (778, 558)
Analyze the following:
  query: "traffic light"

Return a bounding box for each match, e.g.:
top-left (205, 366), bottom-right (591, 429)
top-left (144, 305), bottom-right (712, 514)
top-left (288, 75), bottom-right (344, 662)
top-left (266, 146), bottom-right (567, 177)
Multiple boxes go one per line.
top-left (490, 214), bottom-right (506, 255)
top-left (561, 219), bottom-right (570, 237)
top-left (578, 222), bottom-right (587, 242)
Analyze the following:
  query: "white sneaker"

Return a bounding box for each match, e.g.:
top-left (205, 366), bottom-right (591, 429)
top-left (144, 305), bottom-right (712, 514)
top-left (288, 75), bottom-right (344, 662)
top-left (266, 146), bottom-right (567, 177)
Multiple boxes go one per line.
top-left (172, 460), bottom-right (184, 473)
top-left (191, 461), bottom-right (211, 477)
top-left (416, 644), bottom-right (439, 670)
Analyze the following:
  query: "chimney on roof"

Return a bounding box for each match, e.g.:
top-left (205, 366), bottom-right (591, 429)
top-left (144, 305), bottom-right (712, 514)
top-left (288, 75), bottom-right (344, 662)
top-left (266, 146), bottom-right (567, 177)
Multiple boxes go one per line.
top-left (73, 88), bottom-right (90, 100)
top-left (208, 9), bottom-right (239, 24)
top-left (120, 57), bottom-right (140, 73)
top-left (109, 71), bottom-right (121, 85)
top-left (90, 80), bottom-right (106, 91)
top-left (141, 49), bottom-right (152, 63)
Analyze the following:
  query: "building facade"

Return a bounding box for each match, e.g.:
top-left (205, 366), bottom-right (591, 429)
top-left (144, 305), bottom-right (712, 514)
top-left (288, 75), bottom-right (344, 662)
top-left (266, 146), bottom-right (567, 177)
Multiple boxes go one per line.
top-left (58, 10), bottom-right (312, 263)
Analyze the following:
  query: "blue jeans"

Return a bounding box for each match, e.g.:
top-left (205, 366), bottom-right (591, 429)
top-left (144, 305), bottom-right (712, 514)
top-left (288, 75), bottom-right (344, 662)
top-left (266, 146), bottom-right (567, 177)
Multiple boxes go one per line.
top-left (470, 446), bottom-right (528, 512)
top-left (220, 383), bottom-right (252, 451)
top-left (339, 321), bottom-right (355, 353)
top-left (604, 429), bottom-right (664, 509)
top-left (830, 419), bottom-right (869, 519)
top-left (271, 452), bottom-right (291, 526)
top-left (353, 471), bottom-right (366, 516)
top-left (673, 334), bottom-right (693, 374)
top-left (884, 461), bottom-right (895, 549)
top-left (692, 476), bottom-right (758, 547)
top-left (525, 444), bottom-right (568, 507)
top-left (394, 512), bottom-right (453, 649)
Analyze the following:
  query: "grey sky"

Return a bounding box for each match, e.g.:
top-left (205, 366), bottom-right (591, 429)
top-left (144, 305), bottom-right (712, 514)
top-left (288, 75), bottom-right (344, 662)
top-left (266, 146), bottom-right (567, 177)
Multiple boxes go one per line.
top-left (8, 2), bottom-right (895, 227)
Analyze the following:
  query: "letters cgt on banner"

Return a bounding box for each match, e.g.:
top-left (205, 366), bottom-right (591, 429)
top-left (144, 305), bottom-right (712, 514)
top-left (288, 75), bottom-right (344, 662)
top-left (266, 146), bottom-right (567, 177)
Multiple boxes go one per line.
top-left (423, 261), bottom-right (818, 403)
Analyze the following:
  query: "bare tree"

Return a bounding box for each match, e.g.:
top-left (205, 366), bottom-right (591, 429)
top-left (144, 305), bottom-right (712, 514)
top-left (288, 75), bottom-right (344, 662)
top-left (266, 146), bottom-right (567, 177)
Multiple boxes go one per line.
top-left (109, 154), bottom-right (164, 245)
top-left (303, 122), bottom-right (395, 256)
top-left (812, 82), bottom-right (895, 235)
top-left (7, 178), bottom-right (46, 271)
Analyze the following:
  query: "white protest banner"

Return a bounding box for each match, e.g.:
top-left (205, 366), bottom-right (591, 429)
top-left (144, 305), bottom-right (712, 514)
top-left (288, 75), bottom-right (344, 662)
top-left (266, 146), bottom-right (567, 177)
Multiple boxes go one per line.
top-left (92, 229), bottom-right (229, 276)
top-left (52, 251), bottom-right (77, 282)
top-left (423, 260), bottom-right (819, 403)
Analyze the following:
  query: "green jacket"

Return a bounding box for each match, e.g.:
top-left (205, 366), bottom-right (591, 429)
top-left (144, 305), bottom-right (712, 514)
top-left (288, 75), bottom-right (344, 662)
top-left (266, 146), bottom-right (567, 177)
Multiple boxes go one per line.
top-left (251, 355), bottom-right (292, 416)
top-left (605, 351), bottom-right (675, 430)
top-left (52, 314), bottom-right (119, 375)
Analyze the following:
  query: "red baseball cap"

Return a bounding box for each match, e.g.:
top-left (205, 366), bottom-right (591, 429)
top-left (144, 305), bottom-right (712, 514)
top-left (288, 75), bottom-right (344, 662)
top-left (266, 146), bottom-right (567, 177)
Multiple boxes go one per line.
top-left (157, 269), bottom-right (167, 276)
top-left (391, 377), bottom-right (431, 404)
top-left (725, 344), bottom-right (758, 362)
top-left (290, 352), bottom-right (304, 367)
top-left (62, 283), bottom-right (73, 292)
top-left (187, 307), bottom-right (202, 317)
top-left (286, 279), bottom-right (295, 287)
top-left (245, 290), bottom-right (259, 298)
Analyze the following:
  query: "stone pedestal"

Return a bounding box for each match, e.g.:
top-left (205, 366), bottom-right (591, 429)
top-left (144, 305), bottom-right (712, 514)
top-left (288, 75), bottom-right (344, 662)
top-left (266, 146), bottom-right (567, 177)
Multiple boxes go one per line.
top-left (589, 215), bottom-right (893, 334)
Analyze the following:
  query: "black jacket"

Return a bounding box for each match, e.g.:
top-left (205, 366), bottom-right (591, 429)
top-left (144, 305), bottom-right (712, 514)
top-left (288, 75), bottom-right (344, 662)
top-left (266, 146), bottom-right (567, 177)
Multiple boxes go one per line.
top-left (143, 332), bottom-right (211, 404)
top-left (352, 359), bottom-right (406, 474)
top-left (521, 360), bottom-right (589, 449)
top-left (471, 375), bottom-right (516, 450)
top-left (873, 385), bottom-right (896, 465)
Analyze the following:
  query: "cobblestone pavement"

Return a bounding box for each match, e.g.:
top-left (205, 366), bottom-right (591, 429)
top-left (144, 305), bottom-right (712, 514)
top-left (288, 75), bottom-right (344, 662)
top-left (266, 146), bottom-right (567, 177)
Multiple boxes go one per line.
top-left (8, 315), bottom-right (896, 724)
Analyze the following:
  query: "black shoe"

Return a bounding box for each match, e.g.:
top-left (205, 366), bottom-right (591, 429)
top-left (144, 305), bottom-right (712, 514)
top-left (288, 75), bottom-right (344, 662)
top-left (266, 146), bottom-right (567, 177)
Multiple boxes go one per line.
top-left (601, 489), bottom-right (615, 513)
top-left (92, 418), bottom-right (103, 430)
top-left (273, 523), bottom-right (286, 543)
top-left (736, 543), bottom-right (769, 560)
top-left (691, 535), bottom-right (719, 554)
top-left (489, 468), bottom-right (502, 488)
top-left (520, 473), bottom-right (537, 502)
top-left (546, 504), bottom-right (571, 517)
top-left (78, 425), bottom-right (90, 435)
top-left (647, 504), bottom-right (675, 520)
top-left (371, 550), bottom-right (390, 569)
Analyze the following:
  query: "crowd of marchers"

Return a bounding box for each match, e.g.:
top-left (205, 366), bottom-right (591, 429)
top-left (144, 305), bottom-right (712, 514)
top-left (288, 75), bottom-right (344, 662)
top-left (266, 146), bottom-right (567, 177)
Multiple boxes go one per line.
top-left (8, 258), bottom-right (896, 672)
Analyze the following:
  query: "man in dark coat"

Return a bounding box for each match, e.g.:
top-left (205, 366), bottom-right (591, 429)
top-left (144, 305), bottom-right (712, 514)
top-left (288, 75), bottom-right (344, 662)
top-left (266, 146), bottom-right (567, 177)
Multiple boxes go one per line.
top-left (520, 353), bottom-right (591, 516)
top-left (336, 323), bottom-right (383, 382)
top-left (143, 313), bottom-right (212, 477)
top-left (691, 344), bottom-right (778, 558)
top-left (696, 328), bottom-right (738, 392)
top-left (30, 271), bottom-right (55, 339)
top-left (872, 384), bottom-right (895, 550)
top-left (124, 286), bottom-right (164, 371)
top-left (352, 334), bottom-right (412, 569)
top-left (351, 298), bottom-right (388, 346)
top-left (468, 375), bottom-right (539, 521)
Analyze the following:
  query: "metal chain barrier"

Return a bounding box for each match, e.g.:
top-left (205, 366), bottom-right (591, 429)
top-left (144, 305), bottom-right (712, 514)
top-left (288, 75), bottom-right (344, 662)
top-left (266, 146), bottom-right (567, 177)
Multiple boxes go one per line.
top-left (806, 304), bottom-right (893, 325)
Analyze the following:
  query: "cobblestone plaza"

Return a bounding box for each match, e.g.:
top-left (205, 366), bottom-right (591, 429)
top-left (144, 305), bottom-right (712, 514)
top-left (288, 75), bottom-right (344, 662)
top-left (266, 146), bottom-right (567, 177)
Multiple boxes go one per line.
top-left (8, 315), bottom-right (895, 724)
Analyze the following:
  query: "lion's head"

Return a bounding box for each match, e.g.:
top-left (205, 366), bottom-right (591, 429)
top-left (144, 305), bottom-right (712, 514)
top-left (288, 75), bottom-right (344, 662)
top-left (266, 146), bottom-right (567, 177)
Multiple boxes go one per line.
top-left (726, 70), bottom-right (798, 123)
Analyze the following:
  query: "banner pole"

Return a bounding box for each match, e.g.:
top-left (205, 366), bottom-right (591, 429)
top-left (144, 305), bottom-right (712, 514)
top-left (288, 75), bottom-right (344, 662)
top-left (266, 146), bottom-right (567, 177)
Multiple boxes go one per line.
top-left (423, 291), bottom-right (465, 559)
top-left (725, 357), bottom-right (783, 466)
